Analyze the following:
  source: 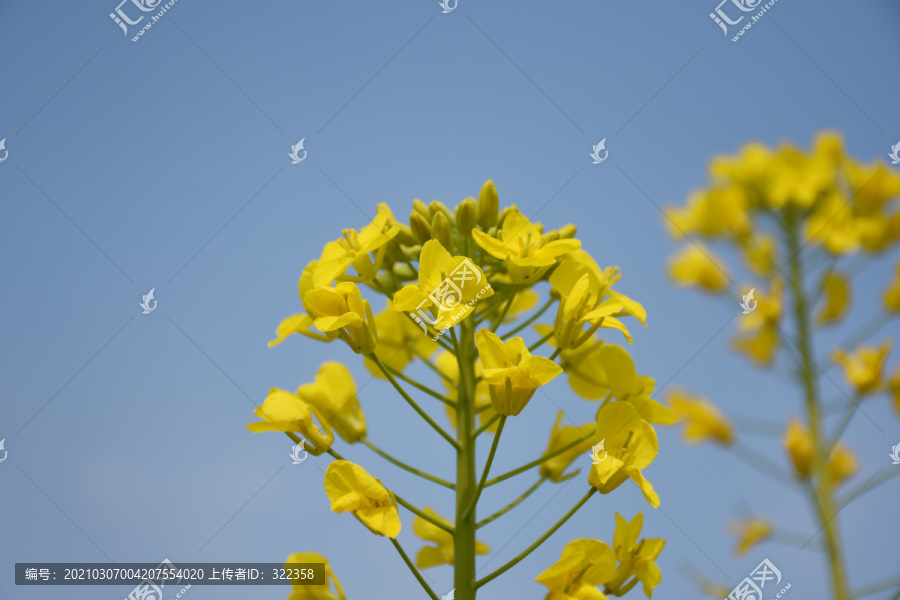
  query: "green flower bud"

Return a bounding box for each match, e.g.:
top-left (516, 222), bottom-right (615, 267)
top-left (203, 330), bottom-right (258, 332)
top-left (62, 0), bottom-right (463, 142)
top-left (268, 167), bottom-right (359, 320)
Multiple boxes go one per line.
top-left (432, 211), bottom-right (454, 254)
top-left (558, 224), bottom-right (578, 239)
top-left (429, 200), bottom-right (454, 223)
top-left (476, 180), bottom-right (499, 229)
top-left (410, 211), bottom-right (432, 244)
top-left (455, 197), bottom-right (477, 234)
top-left (412, 199), bottom-right (432, 220)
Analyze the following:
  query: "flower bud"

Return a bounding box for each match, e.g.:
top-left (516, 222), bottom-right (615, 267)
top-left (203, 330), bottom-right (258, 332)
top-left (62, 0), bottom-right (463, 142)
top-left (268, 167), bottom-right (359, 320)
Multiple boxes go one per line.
top-left (429, 200), bottom-right (454, 223)
top-left (456, 197), bottom-right (477, 234)
top-left (392, 262), bottom-right (417, 280)
top-left (432, 211), bottom-right (454, 254)
top-left (412, 199), bottom-right (432, 220)
top-left (558, 224), bottom-right (578, 239)
top-left (410, 211), bottom-right (432, 244)
top-left (392, 223), bottom-right (417, 246)
top-left (476, 180), bottom-right (499, 229)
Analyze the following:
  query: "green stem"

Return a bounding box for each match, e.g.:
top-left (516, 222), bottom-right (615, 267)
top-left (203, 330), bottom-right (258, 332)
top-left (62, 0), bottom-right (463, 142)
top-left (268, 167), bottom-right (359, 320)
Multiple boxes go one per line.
top-left (500, 298), bottom-right (554, 340)
top-left (490, 289), bottom-right (518, 332)
top-left (454, 317), bottom-right (478, 600)
top-left (466, 416), bottom-right (507, 518)
top-left (476, 478), bottom-right (545, 529)
top-left (390, 538), bottom-right (440, 600)
top-left (362, 438), bottom-right (455, 490)
top-left (394, 494), bottom-right (454, 534)
top-left (369, 354), bottom-right (460, 450)
top-left (473, 413), bottom-right (502, 437)
top-left (485, 429), bottom-right (595, 487)
top-left (476, 488), bottom-right (597, 588)
top-left (549, 347), bottom-right (562, 361)
top-left (527, 331), bottom-right (554, 352)
top-left (383, 364), bottom-right (456, 408)
top-left (786, 212), bottom-right (850, 600)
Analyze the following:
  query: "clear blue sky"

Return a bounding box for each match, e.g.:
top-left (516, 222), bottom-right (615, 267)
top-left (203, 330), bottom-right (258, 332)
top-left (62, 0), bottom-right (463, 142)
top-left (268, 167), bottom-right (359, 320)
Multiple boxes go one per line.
top-left (2, 1), bottom-right (900, 599)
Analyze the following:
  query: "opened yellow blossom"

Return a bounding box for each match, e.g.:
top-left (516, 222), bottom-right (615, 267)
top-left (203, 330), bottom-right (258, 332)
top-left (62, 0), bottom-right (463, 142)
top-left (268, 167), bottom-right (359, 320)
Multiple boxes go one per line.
top-left (313, 203), bottom-right (400, 287)
top-left (784, 419), bottom-right (859, 487)
top-left (535, 538), bottom-right (616, 600)
top-left (303, 282), bottom-right (378, 354)
top-left (667, 243), bottom-right (729, 293)
top-left (413, 508), bottom-right (489, 569)
top-left (667, 389), bottom-right (733, 445)
top-left (324, 460), bottom-right (401, 538)
top-left (832, 341), bottom-right (891, 395)
top-left (595, 344), bottom-right (677, 425)
top-left (364, 300), bottom-right (437, 379)
top-left (605, 512), bottom-right (666, 598)
top-left (533, 327), bottom-right (610, 400)
top-left (270, 261), bottom-right (340, 347)
top-left (727, 518), bottom-right (772, 556)
top-left (392, 240), bottom-right (494, 330)
top-left (817, 271), bottom-right (850, 325)
top-left (297, 362), bottom-right (365, 444)
top-left (540, 412), bottom-right (597, 483)
top-left (475, 329), bottom-right (563, 416)
top-left (247, 388), bottom-right (334, 455)
top-left (472, 206), bottom-right (581, 284)
top-left (286, 552), bottom-right (344, 600)
top-left (434, 352), bottom-right (499, 433)
top-left (589, 402), bottom-right (660, 507)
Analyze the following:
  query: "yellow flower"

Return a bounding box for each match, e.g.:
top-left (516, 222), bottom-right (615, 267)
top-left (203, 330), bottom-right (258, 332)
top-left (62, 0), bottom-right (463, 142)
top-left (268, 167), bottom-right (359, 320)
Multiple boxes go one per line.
top-left (605, 512), bottom-right (666, 598)
top-left (313, 204), bottom-right (400, 287)
top-left (540, 412), bottom-right (597, 482)
top-left (285, 552), bottom-right (344, 600)
top-left (413, 508), bottom-right (489, 568)
top-left (475, 329), bottom-right (563, 416)
top-left (247, 388), bottom-right (334, 455)
top-left (884, 263), bottom-right (900, 312)
top-left (784, 419), bottom-right (859, 486)
top-left (434, 351), bottom-right (499, 433)
top-left (392, 240), bottom-right (494, 330)
top-left (666, 389), bottom-right (733, 445)
top-left (832, 341), bottom-right (891, 395)
top-left (364, 300), bottom-right (437, 378)
top-left (535, 538), bottom-right (616, 599)
top-left (733, 279), bottom-right (783, 365)
top-left (532, 327), bottom-right (610, 400)
top-left (817, 271), bottom-right (850, 325)
top-left (549, 251), bottom-right (647, 347)
top-left (589, 402), bottom-right (660, 508)
top-left (303, 282), bottom-right (378, 354)
top-left (595, 344), bottom-right (677, 425)
top-left (741, 234), bottom-right (777, 276)
top-left (727, 518), bottom-right (772, 556)
top-left (472, 206), bottom-right (581, 284)
top-left (664, 186), bottom-right (751, 241)
top-left (297, 363), bottom-right (366, 444)
top-left (323, 460), bottom-right (401, 538)
top-left (710, 141), bottom-right (773, 188)
top-left (270, 261), bottom-right (341, 347)
top-left (667, 243), bottom-right (729, 292)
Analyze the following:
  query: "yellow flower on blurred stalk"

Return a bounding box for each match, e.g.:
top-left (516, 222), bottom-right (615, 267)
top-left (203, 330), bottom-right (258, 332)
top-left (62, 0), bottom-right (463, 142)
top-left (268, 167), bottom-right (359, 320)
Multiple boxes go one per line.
top-left (589, 402), bottom-right (661, 508)
top-left (535, 538), bottom-right (616, 599)
top-left (324, 460), bottom-right (401, 538)
top-left (471, 206), bottom-right (581, 284)
top-left (540, 412), bottom-right (597, 483)
top-left (285, 552), bottom-right (344, 600)
top-left (475, 329), bottom-right (563, 416)
top-left (605, 512), bottom-right (666, 598)
top-left (297, 363), bottom-right (366, 444)
top-left (413, 508), bottom-right (489, 568)
top-left (666, 389), bottom-right (733, 445)
top-left (817, 271), bottom-right (850, 325)
top-left (303, 282), bottom-right (378, 354)
top-left (832, 341), bottom-right (891, 395)
top-left (247, 388), bottom-right (334, 455)
top-left (313, 204), bottom-right (400, 287)
top-left (784, 419), bottom-right (859, 486)
top-left (667, 243), bottom-right (729, 292)
top-left (727, 518), bottom-right (772, 556)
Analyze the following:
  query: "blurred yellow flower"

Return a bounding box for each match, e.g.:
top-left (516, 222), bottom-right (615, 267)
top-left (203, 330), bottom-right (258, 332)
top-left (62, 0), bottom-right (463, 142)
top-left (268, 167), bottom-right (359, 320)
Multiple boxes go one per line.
top-left (727, 518), bottom-right (772, 556)
top-left (303, 282), bottom-right (378, 354)
top-left (784, 418), bottom-right (859, 486)
top-left (832, 341), bottom-right (891, 395)
top-left (434, 351), bottom-right (499, 434)
top-left (472, 206), bottom-right (581, 284)
top-left (667, 389), bottom-right (733, 445)
top-left (741, 234), bottom-right (777, 277)
top-left (475, 329), bottom-right (563, 416)
top-left (540, 412), bottom-right (597, 483)
top-left (734, 279), bottom-right (783, 366)
top-left (247, 388), bottom-right (334, 455)
top-left (817, 271), bottom-right (850, 325)
top-left (667, 243), bottom-right (729, 292)
top-left (589, 402), bottom-right (660, 507)
top-left (885, 263), bottom-right (900, 312)
top-left (324, 460), bottom-right (401, 538)
top-left (297, 363), bottom-right (366, 444)
top-left (285, 552), bottom-right (344, 600)
top-left (605, 512), bottom-right (666, 598)
top-left (886, 367), bottom-right (900, 413)
top-left (313, 203), bottom-right (400, 287)
top-left (535, 538), bottom-right (616, 599)
top-left (413, 508), bottom-right (489, 569)
top-left (664, 186), bottom-right (751, 240)
top-left (364, 300), bottom-right (436, 378)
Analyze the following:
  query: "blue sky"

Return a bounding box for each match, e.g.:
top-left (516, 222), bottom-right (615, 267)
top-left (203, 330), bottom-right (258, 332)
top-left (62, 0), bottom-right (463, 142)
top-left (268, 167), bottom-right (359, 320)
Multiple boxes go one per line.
top-left (2, 0), bottom-right (900, 599)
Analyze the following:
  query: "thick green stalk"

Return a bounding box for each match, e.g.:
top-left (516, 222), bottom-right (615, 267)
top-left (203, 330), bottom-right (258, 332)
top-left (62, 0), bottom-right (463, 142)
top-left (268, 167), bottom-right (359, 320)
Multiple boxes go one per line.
top-left (786, 214), bottom-right (850, 600)
top-left (454, 318), bottom-right (478, 600)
